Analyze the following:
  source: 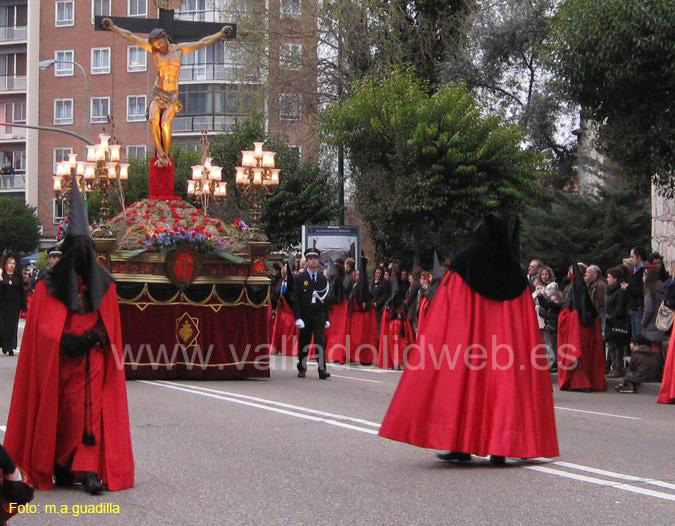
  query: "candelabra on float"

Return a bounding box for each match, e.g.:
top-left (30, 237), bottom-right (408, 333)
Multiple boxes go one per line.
top-left (234, 142), bottom-right (280, 231)
top-left (53, 133), bottom-right (129, 237)
top-left (186, 132), bottom-right (227, 213)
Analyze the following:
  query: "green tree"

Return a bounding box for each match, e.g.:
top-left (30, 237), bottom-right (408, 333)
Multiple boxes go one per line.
top-left (521, 179), bottom-right (651, 277)
top-left (548, 0), bottom-right (675, 192)
top-left (0, 197), bottom-right (41, 254)
top-left (443, 0), bottom-right (577, 174)
top-left (322, 70), bottom-right (543, 264)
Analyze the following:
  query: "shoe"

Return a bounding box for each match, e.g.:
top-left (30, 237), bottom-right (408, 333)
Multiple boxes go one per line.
top-left (436, 451), bottom-right (472, 462)
top-left (617, 383), bottom-right (635, 394)
top-left (297, 370), bottom-right (306, 378)
top-left (81, 472), bottom-right (104, 495)
top-left (318, 370), bottom-right (331, 380)
top-left (8, 351), bottom-right (14, 356)
top-left (54, 464), bottom-right (74, 487)
top-left (489, 456), bottom-right (507, 466)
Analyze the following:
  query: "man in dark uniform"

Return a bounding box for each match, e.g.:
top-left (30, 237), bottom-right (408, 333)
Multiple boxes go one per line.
top-left (293, 248), bottom-right (331, 379)
top-left (37, 247), bottom-right (63, 281)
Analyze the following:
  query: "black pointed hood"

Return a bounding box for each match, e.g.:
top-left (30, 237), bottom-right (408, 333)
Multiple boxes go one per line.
top-left (432, 250), bottom-right (443, 281)
top-left (44, 172), bottom-right (114, 312)
top-left (329, 258), bottom-right (347, 303)
top-left (567, 261), bottom-right (597, 327)
top-left (449, 212), bottom-right (528, 300)
top-left (351, 257), bottom-right (372, 308)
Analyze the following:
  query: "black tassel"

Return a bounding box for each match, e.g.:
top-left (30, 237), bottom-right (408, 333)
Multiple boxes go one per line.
top-left (82, 432), bottom-right (96, 446)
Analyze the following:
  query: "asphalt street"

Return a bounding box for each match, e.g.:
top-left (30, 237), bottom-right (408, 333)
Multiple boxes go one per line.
top-left (1, 322), bottom-right (674, 526)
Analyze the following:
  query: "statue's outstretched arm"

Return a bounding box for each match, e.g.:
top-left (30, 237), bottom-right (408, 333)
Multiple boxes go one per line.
top-left (101, 18), bottom-right (153, 52)
top-left (178, 26), bottom-right (233, 54)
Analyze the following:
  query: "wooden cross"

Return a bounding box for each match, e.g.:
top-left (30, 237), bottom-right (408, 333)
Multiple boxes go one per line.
top-left (94, 5), bottom-right (235, 43)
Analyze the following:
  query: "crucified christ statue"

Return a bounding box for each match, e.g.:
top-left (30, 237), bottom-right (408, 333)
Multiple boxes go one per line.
top-left (102, 18), bottom-right (233, 167)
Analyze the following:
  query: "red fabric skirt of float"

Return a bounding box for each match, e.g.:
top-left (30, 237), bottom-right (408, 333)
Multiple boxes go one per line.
top-left (379, 272), bottom-right (559, 458)
top-left (556, 308), bottom-right (607, 392)
top-left (270, 298), bottom-right (298, 356)
top-left (348, 306), bottom-right (378, 364)
top-left (658, 335), bottom-right (675, 404)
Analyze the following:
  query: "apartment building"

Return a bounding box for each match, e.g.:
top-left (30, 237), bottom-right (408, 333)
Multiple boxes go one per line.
top-left (26, 0), bottom-right (318, 237)
top-left (0, 0), bottom-right (27, 199)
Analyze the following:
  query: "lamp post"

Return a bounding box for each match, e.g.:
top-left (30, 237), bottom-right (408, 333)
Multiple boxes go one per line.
top-left (38, 59), bottom-right (90, 141)
top-left (234, 142), bottom-right (280, 231)
top-left (53, 133), bottom-right (129, 237)
top-left (186, 132), bottom-right (227, 213)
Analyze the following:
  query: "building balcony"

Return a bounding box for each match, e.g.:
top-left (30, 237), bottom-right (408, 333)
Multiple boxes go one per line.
top-left (0, 171), bottom-right (25, 192)
top-left (175, 10), bottom-right (227, 23)
top-left (0, 26), bottom-right (27, 43)
top-left (173, 115), bottom-right (239, 134)
top-left (0, 125), bottom-right (26, 141)
top-left (0, 75), bottom-right (26, 92)
top-left (179, 63), bottom-right (259, 83)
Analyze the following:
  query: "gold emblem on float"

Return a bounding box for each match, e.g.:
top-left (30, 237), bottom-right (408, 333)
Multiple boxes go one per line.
top-left (176, 312), bottom-right (200, 347)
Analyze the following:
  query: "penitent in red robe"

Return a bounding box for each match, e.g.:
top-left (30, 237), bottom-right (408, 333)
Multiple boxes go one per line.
top-left (4, 281), bottom-right (134, 491)
top-left (379, 272), bottom-right (559, 458)
top-left (658, 335), bottom-right (675, 404)
top-left (326, 300), bottom-right (350, 364)
top-left (348, 302), bottom-right (377, 365)
top-left (556, 309), bottom-right (607, 392)
top-left (377, 309), bottom-right (412, 369)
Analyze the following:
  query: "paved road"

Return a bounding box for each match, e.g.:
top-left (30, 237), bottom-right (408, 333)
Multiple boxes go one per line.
top-left (1, 323), bottom-right (674, 525)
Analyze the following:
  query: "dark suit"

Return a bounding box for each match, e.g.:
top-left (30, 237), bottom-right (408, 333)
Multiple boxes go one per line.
top-left (293, 270), bottom-right (330, 373)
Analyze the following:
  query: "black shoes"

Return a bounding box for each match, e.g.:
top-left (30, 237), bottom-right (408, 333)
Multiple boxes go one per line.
top-left (297, 370), bottom-right (306, 378)
top-left (489, 456), bottom-right (507, 466)
top-left (318, 370), bottom-right (331, 380)
top-left (616, 382), bottom-right (636, 393)
top-left (81, 472), bottom-right (105, 495)
top-left (54, 463), bottom-right (74, 487)
top-left (437, 451), bottom-right (472, 462)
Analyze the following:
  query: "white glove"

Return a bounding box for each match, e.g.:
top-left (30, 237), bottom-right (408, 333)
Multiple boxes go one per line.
top-left (295, 319), bottom-right (305, 329)
top-left (325, 321), bottom-right (331, 329)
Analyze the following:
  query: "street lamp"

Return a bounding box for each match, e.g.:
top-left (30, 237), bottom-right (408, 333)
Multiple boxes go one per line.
top-left (234, 142), bottom-right (280, 231)
top-left (39, 58), bottom-right (90, 141)
top-left (53, 133), bottom-right (129, 237)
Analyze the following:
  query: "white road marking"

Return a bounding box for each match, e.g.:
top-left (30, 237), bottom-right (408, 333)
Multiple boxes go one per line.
top-left (0, 425), bottom-right (5, 433)
top-left (554, 406), bottom-right (640, 420)
top-left (271, 357), bottom-right (401, 375)
top-left (330, 374), bottom-right (382, 383)
top-left (551, 461), bottom-right (675, 492)
top-left (526, 465), bottom-right (675, 503)
top-left (142, 380), bottom-right (382, 431)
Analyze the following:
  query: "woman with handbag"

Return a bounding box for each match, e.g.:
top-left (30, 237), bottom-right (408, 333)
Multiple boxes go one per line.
top-left (604, 267), bottom-right (630, 377)
top-left (640, 267), bottom-right (666, 352)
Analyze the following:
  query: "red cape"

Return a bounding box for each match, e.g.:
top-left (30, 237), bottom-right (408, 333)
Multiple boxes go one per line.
top-left (556, 308), bottom-right (607, 391)
top-left (4, 281), bottom-right (134, 491)
top-left (270, 296), bottom-right (298, 356)
top-left (348, 303), bottom-right (377, 364)
top-left (658, 334), bottom-right (675, 404)
top-left (326, 301), bottom-right (349, 364)
top-left (379, 272), bottom-right (559, 458)
top-left (417, 295), bottom-right (430, 334)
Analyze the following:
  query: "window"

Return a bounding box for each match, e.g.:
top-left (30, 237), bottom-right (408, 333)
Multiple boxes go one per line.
top-left (128, 0), bottom-right (147, 17)
top-left (126, 145), bottom-right (147, 160)
top-left (127, 95), bottom-right (146, 122)
top-left (279, 93), bottom-right (302, 121)
top-left (280, 43), bottom-right (303, 70)
top-left (90, 97), bottom-right (110, 123)
top-left (12, 150), bottom-right (25, 171)
top-left (54, 99), bottom-right (73, 125)
top-left (53, 147), bottom-right (73, 173)
top-left (53, 198), bottom-right (65, 223)
top-left (91, 47), bottom-right (111, 74)
top-left (127, 46), bottom-right (147, 72)
top-left (54, 50), bottom-right (74, 76)
top-left (55, 1), bottom-right (75, 27)
top-left (92, 0), bottom-right (111, 19)
top-left (280, 0), bottom-right (301, 19)
top-left (289, 145), bottom-right (302, 159)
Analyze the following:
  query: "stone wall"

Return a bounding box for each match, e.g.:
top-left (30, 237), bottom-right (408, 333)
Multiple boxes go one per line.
top-left (651, 186), bottom-right (675, 262)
